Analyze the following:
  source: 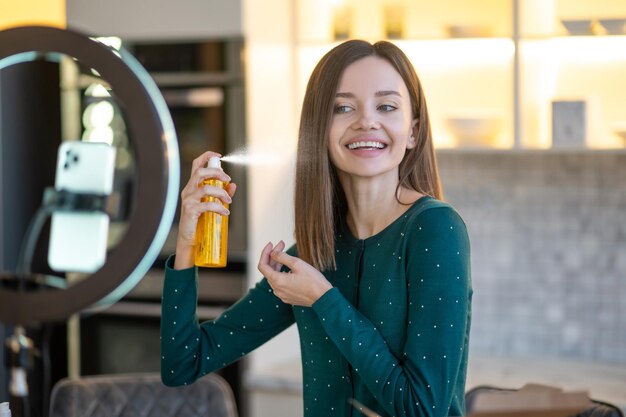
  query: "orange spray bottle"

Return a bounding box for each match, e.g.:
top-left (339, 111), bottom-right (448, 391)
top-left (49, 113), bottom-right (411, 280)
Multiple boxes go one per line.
top-left (194, 156), bottom-right (229, 267)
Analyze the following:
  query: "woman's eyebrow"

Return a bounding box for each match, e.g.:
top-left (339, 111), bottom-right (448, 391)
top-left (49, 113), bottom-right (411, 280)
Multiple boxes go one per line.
top-left (335, 90), bottom-right (402, 98)
top-left (375, 90), bottom-right (401, 97)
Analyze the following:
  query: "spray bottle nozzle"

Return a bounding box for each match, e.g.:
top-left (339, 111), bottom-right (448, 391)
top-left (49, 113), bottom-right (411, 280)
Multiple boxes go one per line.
top-left (207, 156), bottom-right (221, 169)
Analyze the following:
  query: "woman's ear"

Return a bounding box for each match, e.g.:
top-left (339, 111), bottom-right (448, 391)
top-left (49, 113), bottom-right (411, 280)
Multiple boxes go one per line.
top-left (407, 118), bottom-right (419, 149)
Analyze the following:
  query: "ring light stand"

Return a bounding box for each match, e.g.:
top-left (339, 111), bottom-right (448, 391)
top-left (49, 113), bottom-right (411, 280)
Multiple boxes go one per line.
top-left (0, 26), bottom-right (180, 415)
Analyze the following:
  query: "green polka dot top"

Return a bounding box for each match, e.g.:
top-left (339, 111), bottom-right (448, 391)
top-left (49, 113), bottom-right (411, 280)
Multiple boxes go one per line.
top-left (161, 196), bottom-right (472, 417)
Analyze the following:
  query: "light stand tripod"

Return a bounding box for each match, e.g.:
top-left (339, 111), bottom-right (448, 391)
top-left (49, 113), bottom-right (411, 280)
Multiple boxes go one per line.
top-left (4, 327), bottom-right (37, 417)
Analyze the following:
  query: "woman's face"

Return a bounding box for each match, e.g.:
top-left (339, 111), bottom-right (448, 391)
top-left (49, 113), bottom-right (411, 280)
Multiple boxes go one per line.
top-left (328, 56), bottom-right (416, 181)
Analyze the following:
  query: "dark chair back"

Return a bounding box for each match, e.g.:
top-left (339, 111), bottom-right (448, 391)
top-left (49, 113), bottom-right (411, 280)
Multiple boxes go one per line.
top-left (49, 373), bottom-right (238, 417)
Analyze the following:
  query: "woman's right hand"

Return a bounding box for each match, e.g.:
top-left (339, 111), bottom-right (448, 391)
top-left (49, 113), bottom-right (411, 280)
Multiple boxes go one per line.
top-left (174, 151), bottom-right (237, 269)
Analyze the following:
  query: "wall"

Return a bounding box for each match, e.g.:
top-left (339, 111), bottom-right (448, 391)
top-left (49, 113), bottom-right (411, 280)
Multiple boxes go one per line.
top-left (0, 0), bottom-right (65, 29)
top-left (242, 0), bottom-right (302, 378)
top-left (438, 150), bottom-right (626, 364)
top-left (66, 0), bottom-right (241, 40)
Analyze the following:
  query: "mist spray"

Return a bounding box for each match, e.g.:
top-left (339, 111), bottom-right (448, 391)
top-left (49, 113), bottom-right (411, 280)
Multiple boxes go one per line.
top-left (194, 157), bottom-right (229, 267)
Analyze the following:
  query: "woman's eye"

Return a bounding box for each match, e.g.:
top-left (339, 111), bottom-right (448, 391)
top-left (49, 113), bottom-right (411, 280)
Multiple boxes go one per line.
top-left (334, 105), bottom-right (352, 114)
top-left (378, 104), bottom-right (397, 112)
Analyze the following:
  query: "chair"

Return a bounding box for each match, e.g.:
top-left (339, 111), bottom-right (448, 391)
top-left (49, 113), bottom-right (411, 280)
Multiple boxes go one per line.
top-left (465, 385), bottom-right (624, 417)
top-left (49, 373), bottom-right (238, 417)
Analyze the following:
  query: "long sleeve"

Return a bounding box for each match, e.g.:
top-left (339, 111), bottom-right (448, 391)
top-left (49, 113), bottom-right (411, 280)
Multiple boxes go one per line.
top-left (311, 206), bottom-right (472, 417)
top-left (160, 255), bottom-right (295, 386)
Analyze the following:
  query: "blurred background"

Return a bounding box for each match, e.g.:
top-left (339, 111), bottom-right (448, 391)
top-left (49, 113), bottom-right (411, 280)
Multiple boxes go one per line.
top-left (1, 0), bottom-right (625, 416)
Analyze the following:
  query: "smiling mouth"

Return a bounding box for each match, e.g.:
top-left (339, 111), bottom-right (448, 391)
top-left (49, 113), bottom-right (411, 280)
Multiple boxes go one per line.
top-left (347, 141), bottom-right (387, 150)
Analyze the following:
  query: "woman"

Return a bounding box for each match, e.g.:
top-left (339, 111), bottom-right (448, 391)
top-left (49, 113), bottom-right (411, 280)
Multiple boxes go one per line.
top-left (161, 39), bottom-right (472, 417)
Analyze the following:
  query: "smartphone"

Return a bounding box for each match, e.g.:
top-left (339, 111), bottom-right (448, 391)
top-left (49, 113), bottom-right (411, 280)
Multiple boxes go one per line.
top-left (48, 141), bottom-right (117, 273)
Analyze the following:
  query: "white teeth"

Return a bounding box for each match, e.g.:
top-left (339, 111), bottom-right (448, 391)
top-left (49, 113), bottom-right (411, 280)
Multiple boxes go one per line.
top-left (347, 141), bottom-right (386, 150)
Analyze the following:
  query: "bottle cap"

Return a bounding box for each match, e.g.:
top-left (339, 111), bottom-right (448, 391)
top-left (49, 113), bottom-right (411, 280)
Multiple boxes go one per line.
top-left (207, 156), bottom-right (221, 169)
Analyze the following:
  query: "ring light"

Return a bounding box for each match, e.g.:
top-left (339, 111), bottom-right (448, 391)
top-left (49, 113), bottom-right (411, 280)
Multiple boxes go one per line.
top-left (0, 26), bottom-right (180, 325)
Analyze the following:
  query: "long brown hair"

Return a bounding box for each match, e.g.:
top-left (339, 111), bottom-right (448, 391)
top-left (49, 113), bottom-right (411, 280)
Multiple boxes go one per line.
top-left (295, 40), bottom-right (442, 271)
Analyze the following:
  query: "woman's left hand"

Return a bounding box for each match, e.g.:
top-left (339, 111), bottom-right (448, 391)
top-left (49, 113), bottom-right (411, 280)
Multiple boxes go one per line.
top-left (258, 241), bottom-right (333, 307)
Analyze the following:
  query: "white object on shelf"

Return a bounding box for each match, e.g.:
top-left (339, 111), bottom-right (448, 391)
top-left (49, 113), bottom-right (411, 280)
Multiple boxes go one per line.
top-left (561, 19), bottom-right (593, 35)
top-left (552, 100), bottom-right (589, 148)
top-left (599, 18), bottom-right (626, 35)
top-left (445, 113), bottom-right (503, 147)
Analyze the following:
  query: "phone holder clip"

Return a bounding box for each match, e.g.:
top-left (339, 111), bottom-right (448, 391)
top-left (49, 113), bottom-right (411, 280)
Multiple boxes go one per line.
top-left (42, 187), bottom-right (108, 213)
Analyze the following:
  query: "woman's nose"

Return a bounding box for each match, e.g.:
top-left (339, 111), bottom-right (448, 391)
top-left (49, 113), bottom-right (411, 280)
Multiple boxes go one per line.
top-left (352, 108), bottom-right (381, 130)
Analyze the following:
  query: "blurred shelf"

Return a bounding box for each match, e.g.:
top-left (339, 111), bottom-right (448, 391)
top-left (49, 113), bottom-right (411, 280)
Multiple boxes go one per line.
top-left (297, 36), bottom-right (515, 45)
top-left (522, 33), bottom-right (626, 40)
top-left (437, 147), bottom-right (626, 155)
top-left (150, 71), bottom-right (242, 87)
top-left (293, 0), bottom-right (626, 152)
top-left (298, 34), bottom-right (626, 46)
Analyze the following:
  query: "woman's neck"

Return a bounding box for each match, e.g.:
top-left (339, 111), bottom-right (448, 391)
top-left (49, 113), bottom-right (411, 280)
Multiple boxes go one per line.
top-left (338, 172), bottom-right (422, 239)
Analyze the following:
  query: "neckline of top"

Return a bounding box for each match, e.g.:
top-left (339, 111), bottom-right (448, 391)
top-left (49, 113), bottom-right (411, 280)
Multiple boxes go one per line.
top-left (337, 195), bottom-right (434, 248)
